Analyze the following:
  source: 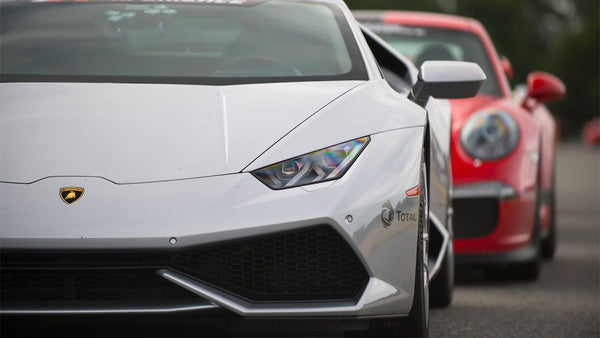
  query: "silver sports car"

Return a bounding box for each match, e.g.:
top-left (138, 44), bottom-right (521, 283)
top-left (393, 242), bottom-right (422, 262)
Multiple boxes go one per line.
top-left (0, 0), bottom-right (484, 336)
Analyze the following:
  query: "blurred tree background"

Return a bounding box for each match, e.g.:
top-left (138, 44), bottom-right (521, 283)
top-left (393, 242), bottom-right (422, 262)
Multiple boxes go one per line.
top-left (346, 0), bottom-right (599, 137)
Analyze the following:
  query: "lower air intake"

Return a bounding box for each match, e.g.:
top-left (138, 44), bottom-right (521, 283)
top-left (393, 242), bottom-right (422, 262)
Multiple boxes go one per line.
top-left (173, 225), bottom-right (369, 302)
top-left (1, 225), bottom-right (369, 305)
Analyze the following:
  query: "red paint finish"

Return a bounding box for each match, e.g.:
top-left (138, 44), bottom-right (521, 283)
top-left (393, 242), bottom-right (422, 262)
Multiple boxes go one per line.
top-left (381, 11), bottom-right (512, 98)
top-left (525, 72), bottom-right (566, 105)
top-left (455, 194), bottom-right (537, 253)
top-left (583, 118), bottom-right (600, 146)
top-left (500, 56), bottom-right (514, 79)
top-left (370, 11), bottom-right (564, 256)
top-left (451, 96), bottom-right (540, 253)
top-left (451, 96), bottom-right (539, 193)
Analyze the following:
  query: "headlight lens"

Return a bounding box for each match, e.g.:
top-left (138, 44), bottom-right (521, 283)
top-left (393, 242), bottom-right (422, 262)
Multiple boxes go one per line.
top-left (252, 137), bottom-right (370, 189)
top-left (460, 110), bottom-right (519, 161)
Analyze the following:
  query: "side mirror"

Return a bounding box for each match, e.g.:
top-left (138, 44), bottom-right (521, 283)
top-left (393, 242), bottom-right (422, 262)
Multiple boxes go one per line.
top-left (525, 71), bottom-right (565, 104)
top-left (409, 61), bottom-right (486, 107)
top-left (500, 55), bottom-right (514, 79)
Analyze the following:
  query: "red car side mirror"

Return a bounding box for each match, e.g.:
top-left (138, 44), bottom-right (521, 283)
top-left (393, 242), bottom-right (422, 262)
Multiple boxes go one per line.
top-left (526, 72), bottom-right (565, 104)
top-left (500, 55), bottom-right (513, 79)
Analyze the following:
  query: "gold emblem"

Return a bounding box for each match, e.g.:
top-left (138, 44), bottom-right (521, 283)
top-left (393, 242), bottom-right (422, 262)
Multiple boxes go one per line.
top-left (60, 187), bottom-right (85, 205)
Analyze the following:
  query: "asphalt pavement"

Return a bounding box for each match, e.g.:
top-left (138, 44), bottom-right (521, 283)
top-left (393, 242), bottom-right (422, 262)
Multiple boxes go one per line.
top-left (429, 142), bottom-right (600, 337)
top-left (2, 143), bottom-right (599, 337)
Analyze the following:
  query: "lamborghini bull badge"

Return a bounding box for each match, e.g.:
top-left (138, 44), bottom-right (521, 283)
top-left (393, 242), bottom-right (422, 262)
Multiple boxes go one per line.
top-left (60, 187), bottom-right (85, 205)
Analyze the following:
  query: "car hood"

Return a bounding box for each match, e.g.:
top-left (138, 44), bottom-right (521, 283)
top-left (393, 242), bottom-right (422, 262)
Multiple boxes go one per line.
top-left (450, 93), bottom-right (498, 115)
top-left (0, 81), bottom-right (362, 184)
top-left (450, 94), bottom-right (519, 131)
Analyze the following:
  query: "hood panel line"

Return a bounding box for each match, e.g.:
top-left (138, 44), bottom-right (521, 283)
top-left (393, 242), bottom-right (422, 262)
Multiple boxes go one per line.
top-left (241, 81), bottom-right (365, 172)
top-left (1, 81), bottom-right (364, 184)
top-left (0, 172), bottom-right (241, 186)
top-left (219, 89), bottom-right (230, 164)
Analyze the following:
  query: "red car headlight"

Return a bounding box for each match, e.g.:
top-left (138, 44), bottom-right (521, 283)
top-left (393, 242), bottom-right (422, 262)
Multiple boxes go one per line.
top-left (460, 109), bottom-right (519, 161)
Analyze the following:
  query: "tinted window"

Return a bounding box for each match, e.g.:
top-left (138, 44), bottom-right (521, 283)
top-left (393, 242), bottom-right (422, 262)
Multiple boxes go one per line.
top-left (363, 23), bottom-right (502, 97)
top-left (1, 0), bottom-right (367, 85)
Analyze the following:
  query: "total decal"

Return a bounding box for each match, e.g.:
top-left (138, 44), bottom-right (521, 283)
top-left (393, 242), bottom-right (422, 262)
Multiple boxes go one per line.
top-left (380, 200), bottom-right (418, 228)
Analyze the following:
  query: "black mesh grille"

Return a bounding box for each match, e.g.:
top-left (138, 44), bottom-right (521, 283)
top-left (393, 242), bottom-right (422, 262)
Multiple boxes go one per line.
top-left (1, 252), bottom-right (172, 268)
top-left (453, 198), bottom-right (499, 238)
top-left (1, 269), bottom-right (204, 308)
top-left (1, 226), bottom-right (368, 304)
top-left (172, 226), bottom-right (368, 301)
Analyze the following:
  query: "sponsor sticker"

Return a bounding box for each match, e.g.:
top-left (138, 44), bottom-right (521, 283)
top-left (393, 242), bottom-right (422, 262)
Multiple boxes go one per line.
top-left (380, 200), bottom-right (418, 227)
top-left (363, 23), bottom-right (428, 37)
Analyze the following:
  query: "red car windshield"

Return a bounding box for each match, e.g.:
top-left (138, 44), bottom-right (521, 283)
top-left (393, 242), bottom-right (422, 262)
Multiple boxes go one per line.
top-left (364, 23), bottom-right (502, 97)
top-left (0, 0), bottom-right (367, 85)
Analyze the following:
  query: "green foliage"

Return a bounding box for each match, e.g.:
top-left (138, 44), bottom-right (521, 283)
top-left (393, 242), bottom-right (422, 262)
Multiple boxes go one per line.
top-left (549, 0), bottom-right (599, 135)
top-left (345, 0), bottom-right (599, 136)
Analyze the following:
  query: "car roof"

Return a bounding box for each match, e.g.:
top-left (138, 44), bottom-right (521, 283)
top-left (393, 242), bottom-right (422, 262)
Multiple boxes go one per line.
top-left (0, 0), bottom-right (347, 4)
top-left (354, 10), bottom-right (512, 98)
top-left (353, 10), bottom-right (486, 35)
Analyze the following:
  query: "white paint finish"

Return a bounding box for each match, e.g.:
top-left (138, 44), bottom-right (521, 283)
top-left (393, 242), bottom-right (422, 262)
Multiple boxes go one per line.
top-left (0, 0), bottom-right (455, 317)
top-left (0, 129), bottom-right (423, 315)
top-left (426, 97), bottom-right (452, 226)
top-left (0, 81), bottom-right (361, 184)
top-left (161, 270), bottom-right (410, 317)
top-left (219, 90), bottom-right (230, 163)
top-left (426, 98), bottom-right (452, 156)
top-left (339, 5), bottom-right (380, 81)
top-left (359, 23), bottom-right (419, 84)
top-left (420, 60), bottom-right (486, 84)
top-left (245, 80), bottom-right (426, 171)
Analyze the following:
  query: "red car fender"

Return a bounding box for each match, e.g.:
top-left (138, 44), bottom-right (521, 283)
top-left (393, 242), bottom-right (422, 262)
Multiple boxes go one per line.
top-left (451, 97), bottom-right (541, 252)
top-left (451, 96), bottom-right (540, 195)
top-left (529, 102), bottom-right (557, 232)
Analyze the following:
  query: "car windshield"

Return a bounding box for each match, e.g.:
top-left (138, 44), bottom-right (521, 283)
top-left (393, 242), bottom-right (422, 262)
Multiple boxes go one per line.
top-left (363, 23), bottom-right (501, 97)
top-left (0, 0), bottom-right (367, 85)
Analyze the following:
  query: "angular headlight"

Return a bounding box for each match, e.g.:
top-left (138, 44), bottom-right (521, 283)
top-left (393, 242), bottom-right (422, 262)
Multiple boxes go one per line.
top-left (252, 137), bottom-right (370, 190)
top-left (460, 110), bottom-right (519, 161)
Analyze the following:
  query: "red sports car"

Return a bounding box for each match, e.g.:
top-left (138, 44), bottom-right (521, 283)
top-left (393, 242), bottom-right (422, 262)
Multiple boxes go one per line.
top-left (355, 11), bottom-right (565, 279)
top-left (583, 118), bottom-right (600, 147)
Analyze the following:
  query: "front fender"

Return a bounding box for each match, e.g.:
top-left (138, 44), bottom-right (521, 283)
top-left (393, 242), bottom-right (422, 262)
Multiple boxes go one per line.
top-left (451, 99), bottom-right (540, 194)
top-left (425, 98), bottom-right (452, 228)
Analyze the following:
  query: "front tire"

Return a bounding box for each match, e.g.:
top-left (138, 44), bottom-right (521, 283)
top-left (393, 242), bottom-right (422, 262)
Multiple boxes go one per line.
top-left (542, 162), bottom-right (557, 259)
top-left (508, 171), bottom-right (543, 281)
top-left (429, 240), bottom-right (454, 308)
top-left (400, 162), bottom-right (430, 337)
top-left (541, 190), bottom-right (556, 259)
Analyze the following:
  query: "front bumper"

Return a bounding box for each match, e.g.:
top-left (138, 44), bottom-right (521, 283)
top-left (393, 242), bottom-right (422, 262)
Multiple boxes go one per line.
top-left (452, 180), bottom-right (537, 258)
top-left (0, 127), bottom-right (424, 317)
